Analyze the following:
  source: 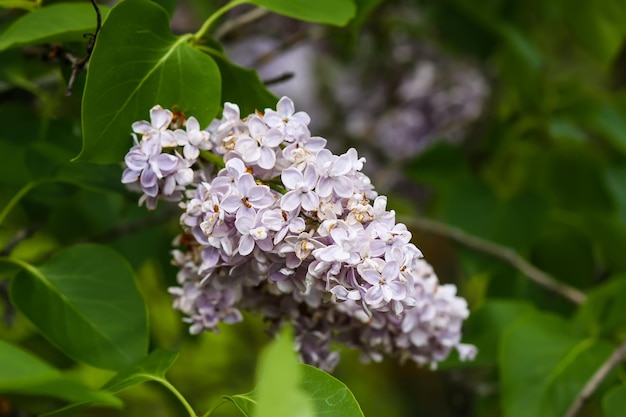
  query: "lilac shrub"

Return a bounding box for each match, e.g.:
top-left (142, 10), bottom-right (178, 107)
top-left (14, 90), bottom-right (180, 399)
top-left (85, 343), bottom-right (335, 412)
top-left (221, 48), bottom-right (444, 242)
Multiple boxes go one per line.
top-left (122, 97), bottom-right (476, 371)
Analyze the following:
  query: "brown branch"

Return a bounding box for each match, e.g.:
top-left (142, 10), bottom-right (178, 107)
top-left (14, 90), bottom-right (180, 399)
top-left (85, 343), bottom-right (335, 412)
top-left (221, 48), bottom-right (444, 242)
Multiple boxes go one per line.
top-left (401, 216), bottom-right (587, 305)
top-left (564, 340), bottom-right (626, 417)
top-left (65, 0), bottom-right (102, 96)
top-left (263, 72), bottom-right (294, 86)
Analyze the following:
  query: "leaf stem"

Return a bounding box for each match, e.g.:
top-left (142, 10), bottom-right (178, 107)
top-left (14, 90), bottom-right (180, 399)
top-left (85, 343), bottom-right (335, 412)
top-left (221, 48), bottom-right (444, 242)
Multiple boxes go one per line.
top-left (0, 181), bottom-right (38, 227)
top-left (201, 398), bottom-right (227, 417)
top-left (0, 256), bottom-right (39, 278)
top-left (193, 0), bottom-right (250, 41)
top-left (156, 378), bottom-right (196, 417)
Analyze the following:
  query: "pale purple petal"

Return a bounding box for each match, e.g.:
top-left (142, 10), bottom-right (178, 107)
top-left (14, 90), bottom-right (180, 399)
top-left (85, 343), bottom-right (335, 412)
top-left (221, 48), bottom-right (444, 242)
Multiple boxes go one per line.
top-left (186, 116), bottom-right (200, 132)
top-left (281, 191), bottom-right (301, 211)
top-left (150, 106), bottom-right (172, 129)
top-left (238, 235), bottom-right (255, 256)
top-left (333, 176), bottom-right (354, 197)
top-left (364, 285), bottom-right (384, 306)
top-left (248, 115), bottom-right (267, 137)
top-left (277, 96), bottom-right (295, 118)
top-left (221, 195), bottom-right (242, 213)
top-left (122, 168), bottom-right (140, 183)
top-left (300, 191), bottom-right (319, 211)
top-left (183, 144), bottom-right (199, 160)
top-left (132, 121), bottom-right (152, 135)
top-left (257, 147), bottom-right (276, 169)
top-left (281, 168), bottom-right (302, 190)
top-left (125, 150), bottom-right (147, 171)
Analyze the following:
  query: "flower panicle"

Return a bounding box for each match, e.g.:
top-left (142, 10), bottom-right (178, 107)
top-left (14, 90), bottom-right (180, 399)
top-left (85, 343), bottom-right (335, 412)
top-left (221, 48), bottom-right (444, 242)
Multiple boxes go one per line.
top-left (122, 96), bottom-right (476, 371)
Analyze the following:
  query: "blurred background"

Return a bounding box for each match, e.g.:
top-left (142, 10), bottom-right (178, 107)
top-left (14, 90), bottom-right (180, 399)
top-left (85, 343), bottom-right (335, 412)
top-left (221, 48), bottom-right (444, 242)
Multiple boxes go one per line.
top-left (2, 0), bottom-right (626, 416)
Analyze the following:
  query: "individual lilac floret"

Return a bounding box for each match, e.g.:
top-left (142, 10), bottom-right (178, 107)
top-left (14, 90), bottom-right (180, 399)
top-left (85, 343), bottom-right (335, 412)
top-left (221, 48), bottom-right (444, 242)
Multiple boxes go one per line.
top-left (132, 105), bottom-right (177, 147)
top-left (121, 96), bottom-right (476, 371)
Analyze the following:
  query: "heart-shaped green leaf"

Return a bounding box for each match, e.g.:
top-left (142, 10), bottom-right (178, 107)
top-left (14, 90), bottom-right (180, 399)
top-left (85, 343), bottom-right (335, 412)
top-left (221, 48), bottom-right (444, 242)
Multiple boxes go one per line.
top-left (500, 311), bottom-right (614, 417)
top-left (79, 0), bottom-right (221, 163)
top-left (299, 364), bottom-right (364, 417)
top-left (249, 0), bottom-right (356, 26)
top-left (10, 244), bottom-right (148, 370)
top-left (0, 338), bottom-right (121, 407)
top-left (0, 3), bottom-right (110, 51)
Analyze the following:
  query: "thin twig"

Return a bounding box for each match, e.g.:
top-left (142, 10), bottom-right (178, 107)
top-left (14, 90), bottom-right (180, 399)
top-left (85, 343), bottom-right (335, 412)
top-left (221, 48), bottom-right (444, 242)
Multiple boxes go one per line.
top-left (65, 0), bottom-right (101, 96)
top-left (251, 30), bottom-right (307, 68)
top-left (214, 7), bottom-right (269, 40)
top-left (401, 216), bottom-right (587, 305)
top-left (263, 71), bottom-right (294, 86)
top-left (564, 340), bottom-right (626, 417)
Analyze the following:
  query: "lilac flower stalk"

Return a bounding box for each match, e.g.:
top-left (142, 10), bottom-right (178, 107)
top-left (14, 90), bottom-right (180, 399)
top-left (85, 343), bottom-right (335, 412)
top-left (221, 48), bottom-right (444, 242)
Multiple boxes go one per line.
top-left (122, 97), bottom-right (476, 371)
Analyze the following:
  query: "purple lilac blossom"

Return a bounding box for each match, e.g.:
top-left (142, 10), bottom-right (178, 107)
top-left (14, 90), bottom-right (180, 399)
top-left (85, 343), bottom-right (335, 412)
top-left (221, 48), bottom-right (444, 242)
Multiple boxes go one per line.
top-left (121, 96), bottom-right (476, 371)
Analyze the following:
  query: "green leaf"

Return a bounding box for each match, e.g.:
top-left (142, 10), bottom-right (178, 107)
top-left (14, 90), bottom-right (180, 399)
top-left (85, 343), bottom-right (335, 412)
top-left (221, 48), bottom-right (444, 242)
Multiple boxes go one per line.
top-left (102, 349), bottom-right (178, 392)
top-left (79, 0), bottom-right (221, 163)
top-left (255, 328), bottom-right (314, 417)
top-left (603, 384), bottom-right (626, 417)
top-left (41, 349), bottom-right (178, 417)
top-left (575, 276), bottom-right (626, 337)
top-left (249, 0), bottom-right (356, 26)
top-left (0, 338), bottom-right (121, 407)
top-left (500, 311), bottom-right (615, 417)
top-left (300, 365), bottom-right (364, 417)
top-left (212, 54), bottom-right (278, 115)
top-left (0, 3), bottom-right (110, 51)
top-left (222, 392), bottom-right (257, 416)
top-left (10, 244), bottom-right (148, 370)
top-left (222, 365), bottom-right (363, 417)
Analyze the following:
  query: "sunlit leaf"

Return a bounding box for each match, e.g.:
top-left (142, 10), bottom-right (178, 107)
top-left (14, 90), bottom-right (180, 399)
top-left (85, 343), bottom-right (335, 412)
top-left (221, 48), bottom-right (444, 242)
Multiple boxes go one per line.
top-left (255, 328), bottom-right (313, 417)
top-left (0, 338), bottom-right (121, 407)
top-left (0, 3), bottom-right (110, 51)
top-left (500, 311), bottom-right (614, 417)
top-left (10, 244), bottom-right (148, 370)
top-left (222, 363), bottom-right (363, 416)
top-left (249, 0), bottom-right (356, 26)
top-left (80, 0), bottom-right (221, 163)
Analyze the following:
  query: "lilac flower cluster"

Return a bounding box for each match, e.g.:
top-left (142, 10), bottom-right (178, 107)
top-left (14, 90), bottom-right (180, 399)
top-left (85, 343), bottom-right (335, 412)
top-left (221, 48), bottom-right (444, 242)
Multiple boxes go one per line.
top-left (122, 97), bottom-right (476, 370)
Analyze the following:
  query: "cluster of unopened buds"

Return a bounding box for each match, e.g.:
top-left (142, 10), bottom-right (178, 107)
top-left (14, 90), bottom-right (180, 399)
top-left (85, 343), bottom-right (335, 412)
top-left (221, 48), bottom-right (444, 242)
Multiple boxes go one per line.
top-left (122, 97), bottom-right (476, 371)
